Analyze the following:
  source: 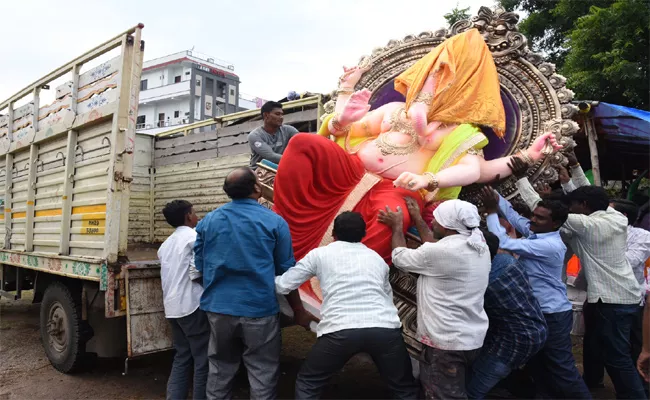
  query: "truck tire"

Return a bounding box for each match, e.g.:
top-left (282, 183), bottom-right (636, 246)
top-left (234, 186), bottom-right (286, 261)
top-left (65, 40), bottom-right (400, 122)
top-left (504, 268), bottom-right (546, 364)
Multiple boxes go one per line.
top-left (39, 282), bottom-right (87, 373)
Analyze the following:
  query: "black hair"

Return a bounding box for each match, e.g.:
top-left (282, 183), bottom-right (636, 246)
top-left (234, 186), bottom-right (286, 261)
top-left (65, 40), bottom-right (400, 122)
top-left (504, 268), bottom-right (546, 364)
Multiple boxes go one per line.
top-left (261, 101), bottom-right (283, 118)
top-left (481, 228), bottom-right (500, 261)
top-left (537, 199), bottom-right (569, 226)
top-left (333, 212), bottom-right (366, 243)
top-left (511, 200), bottom-right (532, 219)
top-left (223, 167), bottom-right (257, 199)
top-left (567, 186), bottom-right (610, 212)
top-left (544, 189), bottom-right (569, 207)
top-left (611, 198), bottom-right (639, 226)
top-left (162, 200), bottom-right (193, 228)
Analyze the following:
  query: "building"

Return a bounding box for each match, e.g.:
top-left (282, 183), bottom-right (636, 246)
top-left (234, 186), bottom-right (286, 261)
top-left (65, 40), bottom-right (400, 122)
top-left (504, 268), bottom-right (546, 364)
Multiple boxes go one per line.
top-left (137, 50), bottom-right (249, 135)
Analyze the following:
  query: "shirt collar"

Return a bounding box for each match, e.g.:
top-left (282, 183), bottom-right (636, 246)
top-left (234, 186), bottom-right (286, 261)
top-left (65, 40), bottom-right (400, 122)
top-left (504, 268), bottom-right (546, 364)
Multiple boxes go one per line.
top-left (231, 198), bottom-right (260, 205)
top-left (527, 230), bottom-right (560, 240)
top-left (175, 226), bottom-right (194, 234)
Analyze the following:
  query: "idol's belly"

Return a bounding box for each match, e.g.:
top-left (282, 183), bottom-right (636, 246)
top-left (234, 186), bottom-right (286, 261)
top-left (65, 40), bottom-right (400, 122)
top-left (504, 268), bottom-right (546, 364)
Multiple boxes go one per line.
top-left (358, 138), bottom-right (435, 180)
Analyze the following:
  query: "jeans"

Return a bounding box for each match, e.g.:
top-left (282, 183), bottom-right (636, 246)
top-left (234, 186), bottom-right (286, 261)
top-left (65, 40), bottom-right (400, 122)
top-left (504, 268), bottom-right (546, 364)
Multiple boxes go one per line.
top-left (583, 301), bottom-right (647, 399)
top-left (167, 308), bottom-right (210, 400)
top-left (466, 353), bottom-right (512, 399)
top-left (295, 328), bottom-right (418, 400)
top-left (205, 313), bottom-right (281, 400)
top-left (528, 310), bottom-right (592, 399)
top-left (419, 345), bottom-right (480, 400)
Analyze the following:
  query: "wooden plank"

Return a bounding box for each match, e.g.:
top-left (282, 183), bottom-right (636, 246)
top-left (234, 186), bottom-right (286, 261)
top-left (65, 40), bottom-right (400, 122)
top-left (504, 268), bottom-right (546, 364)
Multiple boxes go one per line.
top-left (24, 145), bottom-right (39, 251)
top-left (13, 103), bottom-right (34, 121)
top-left (76, 89), bottom-right (118, 113)
top-left (0, 115), bottom-right (7, 127)
top-left (77, 72), bottom-right (119, 103)
top-left (218, 143), bottom-right (249, 156)
top-left (154, 148), bottom-right (220, 167)
top-left (59, 130), bottom-right (78, 255)
top-left (78, 55), bottom-right (121, 88)
top-left (56, 81), bottom-right (73, 99)
top-left (153, 109), bottom-right (317, 149)
top-left (4, 154), bottom-right (13, 248)
top-left (217, 134), bottom-right (248, 148)
top-left (38, 97), bottom-right (72, 121)
top-left (154, 139), bottom-right (218, 159)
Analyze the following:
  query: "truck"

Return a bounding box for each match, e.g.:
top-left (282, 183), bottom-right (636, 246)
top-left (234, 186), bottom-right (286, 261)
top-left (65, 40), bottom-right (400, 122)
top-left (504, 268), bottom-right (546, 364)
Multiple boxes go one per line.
top-left (0, 24), bottom-right (324, 373)
top-left (1, 4), bottom-right (580, 373)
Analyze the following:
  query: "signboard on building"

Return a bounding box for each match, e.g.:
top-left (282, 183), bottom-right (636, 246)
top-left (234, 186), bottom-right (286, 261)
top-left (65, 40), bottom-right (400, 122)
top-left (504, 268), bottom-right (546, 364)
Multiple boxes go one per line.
top-left (193, 63), bottom-right (226, 78)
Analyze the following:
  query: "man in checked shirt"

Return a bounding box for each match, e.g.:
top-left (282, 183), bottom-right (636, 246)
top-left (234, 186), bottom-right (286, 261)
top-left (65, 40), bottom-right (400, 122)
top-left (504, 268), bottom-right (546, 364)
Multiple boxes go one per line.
top-left (465, 229), bottom-right (548, 399)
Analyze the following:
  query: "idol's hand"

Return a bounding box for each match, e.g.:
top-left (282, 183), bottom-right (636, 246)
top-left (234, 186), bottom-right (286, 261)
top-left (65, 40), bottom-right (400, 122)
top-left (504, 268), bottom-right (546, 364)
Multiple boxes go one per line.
top-left (338, 89), bottom-right (372, 126)
top-left (339, 65), bottom-right (370, 89)
top-left (528, 132), bottom-right (563, 161)
top-left (394, 172), bottom-right (428, 191)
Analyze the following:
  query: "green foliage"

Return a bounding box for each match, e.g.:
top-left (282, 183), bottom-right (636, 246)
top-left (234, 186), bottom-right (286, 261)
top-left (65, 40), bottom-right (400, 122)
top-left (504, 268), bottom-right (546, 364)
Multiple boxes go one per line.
top-left (499, 0), bottom-right (649, 110)
top-left (563, 0), bottom-right (649, 109)
top-left (444, 3), bottom-right (471, 27)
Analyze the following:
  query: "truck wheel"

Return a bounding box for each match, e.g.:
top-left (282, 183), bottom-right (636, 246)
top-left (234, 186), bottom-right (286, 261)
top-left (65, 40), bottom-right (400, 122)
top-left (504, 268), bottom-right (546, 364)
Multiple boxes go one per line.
top-left (39, 282), bottom-right (86, 373)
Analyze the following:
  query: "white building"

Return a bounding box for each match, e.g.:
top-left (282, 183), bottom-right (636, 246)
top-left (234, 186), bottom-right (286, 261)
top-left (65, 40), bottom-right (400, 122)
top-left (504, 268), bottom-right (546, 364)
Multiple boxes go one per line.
top-left (137, 50), bottom-right (255, 135)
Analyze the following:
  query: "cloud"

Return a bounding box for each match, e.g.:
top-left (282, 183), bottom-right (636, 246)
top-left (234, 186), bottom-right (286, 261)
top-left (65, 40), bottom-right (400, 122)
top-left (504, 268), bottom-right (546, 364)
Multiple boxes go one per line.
top-left (1, 0), bottom-right (488, 104)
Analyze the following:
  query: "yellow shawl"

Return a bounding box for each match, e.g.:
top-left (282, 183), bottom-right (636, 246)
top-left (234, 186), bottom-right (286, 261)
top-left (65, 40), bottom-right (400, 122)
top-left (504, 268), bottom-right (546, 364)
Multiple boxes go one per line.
top-left (394, 28), bottom-right (506, 138)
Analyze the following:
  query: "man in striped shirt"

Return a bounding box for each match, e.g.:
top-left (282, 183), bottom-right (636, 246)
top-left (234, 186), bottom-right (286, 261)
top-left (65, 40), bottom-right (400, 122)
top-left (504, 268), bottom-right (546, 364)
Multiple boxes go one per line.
top-left (516, 168), bottom-right (645, 399)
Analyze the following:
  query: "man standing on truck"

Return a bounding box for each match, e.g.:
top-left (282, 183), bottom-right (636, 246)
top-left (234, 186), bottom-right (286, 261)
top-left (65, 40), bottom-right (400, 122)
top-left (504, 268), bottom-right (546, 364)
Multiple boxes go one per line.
top-left (248, 101), bottom-right (299, 168)
top-left (195, 167), bottom-right (317, 400)
top-left (158, 200), bottom-right (209, 400)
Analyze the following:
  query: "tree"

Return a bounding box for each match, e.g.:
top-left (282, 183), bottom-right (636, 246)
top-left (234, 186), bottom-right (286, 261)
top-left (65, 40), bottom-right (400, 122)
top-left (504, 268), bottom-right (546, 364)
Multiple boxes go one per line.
top-left (500, 0), bottom-right (649, 110)
top-left (562, 0), bottom-right (649, 109)
top-left (444, 3), bottom-right (471, 27)
top-left (499, 0), bottom-right (613, 68)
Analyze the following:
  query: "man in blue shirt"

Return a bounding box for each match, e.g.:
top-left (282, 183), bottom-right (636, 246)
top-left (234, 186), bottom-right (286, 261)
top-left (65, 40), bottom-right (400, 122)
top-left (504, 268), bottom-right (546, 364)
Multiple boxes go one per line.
top-left (479, 186), bottom-right (591, 399)
top-left (195, 167), bottom-right (317, 400)
top-left (466, 230), bottom-right (548, 399)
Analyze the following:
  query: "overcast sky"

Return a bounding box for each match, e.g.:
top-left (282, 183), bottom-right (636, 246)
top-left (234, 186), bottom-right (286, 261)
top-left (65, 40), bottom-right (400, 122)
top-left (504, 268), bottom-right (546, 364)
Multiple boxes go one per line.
top-left (1, 0), bottom-right (495, 103)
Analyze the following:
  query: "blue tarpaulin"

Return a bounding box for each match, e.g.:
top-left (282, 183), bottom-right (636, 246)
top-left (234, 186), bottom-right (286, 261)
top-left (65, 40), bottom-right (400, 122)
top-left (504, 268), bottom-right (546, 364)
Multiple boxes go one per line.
top-left (592, 102), bottom-right (650, 145)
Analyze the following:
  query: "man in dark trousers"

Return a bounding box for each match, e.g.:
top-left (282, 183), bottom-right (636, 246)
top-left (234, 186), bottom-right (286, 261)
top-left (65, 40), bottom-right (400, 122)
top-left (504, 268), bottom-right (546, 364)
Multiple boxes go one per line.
top-left (248, 101), bottom-right (299, 168)
top-left (195, 167), bottom-right (318, 400)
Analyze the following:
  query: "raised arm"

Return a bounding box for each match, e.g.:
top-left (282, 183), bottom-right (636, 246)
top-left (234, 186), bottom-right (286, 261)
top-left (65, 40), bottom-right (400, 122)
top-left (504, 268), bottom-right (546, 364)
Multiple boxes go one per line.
top-left (496, 193), bottom-right (532, 237)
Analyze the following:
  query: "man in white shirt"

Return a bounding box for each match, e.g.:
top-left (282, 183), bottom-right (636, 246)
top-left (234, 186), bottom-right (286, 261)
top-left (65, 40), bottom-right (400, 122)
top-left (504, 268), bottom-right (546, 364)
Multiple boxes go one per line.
top-left (379, 199), bottom-right (490, 400)
top-left (158, 200), bottom-right (209, 400)
top-left (514, 161), bottom-right (645, 399)
top-left (275, 211), bottom-right (418, 400)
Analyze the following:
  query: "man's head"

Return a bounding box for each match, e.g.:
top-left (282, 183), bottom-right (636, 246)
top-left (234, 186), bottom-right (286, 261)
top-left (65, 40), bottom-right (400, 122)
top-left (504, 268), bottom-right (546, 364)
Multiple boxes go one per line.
top-left (431, 199), bottom-right (481, 239)
top-left (610, 199), bottom-right (639, 226)
top-left (223, 167), bottom-right (261, 200)
top-left (162, 200), bottom-right (198, 228)
top-left (567, 186), bottom-right (609, 215)
top-left (261, 101), bottom-right (284, 130)
top-left (530, 200), bottom-right (569, 233)
top-left (333, 212), bottom-right (366, 243)
top-left (481, 229), bottom-right (500, 261)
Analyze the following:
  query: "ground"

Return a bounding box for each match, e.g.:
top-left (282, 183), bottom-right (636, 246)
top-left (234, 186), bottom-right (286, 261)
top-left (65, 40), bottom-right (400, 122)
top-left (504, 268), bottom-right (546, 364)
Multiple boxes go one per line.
top-left (0, 295), bottom-right (617, 400)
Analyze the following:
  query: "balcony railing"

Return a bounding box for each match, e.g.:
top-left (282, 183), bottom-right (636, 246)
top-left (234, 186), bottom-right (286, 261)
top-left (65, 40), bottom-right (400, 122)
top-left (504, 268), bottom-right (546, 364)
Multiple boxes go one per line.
top-left (137, 118), bottom-right (189, 130)
top-left (139, 80), bottom-right (191, 103)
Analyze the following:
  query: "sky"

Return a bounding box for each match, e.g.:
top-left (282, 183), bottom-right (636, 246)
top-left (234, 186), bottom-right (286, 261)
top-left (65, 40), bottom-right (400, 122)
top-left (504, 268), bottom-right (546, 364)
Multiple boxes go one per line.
top-left (1, 0), bottom-right (495, 104)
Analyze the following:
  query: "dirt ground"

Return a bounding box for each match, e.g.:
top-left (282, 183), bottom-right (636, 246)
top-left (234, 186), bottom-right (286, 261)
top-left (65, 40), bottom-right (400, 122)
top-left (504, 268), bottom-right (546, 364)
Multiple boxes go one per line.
top-left (0, 295), bottom-right (617, 400)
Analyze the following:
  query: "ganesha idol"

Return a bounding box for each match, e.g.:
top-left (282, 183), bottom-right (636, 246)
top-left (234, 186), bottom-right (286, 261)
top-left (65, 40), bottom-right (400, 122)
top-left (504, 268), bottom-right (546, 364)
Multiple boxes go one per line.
top-left (272, 28), bottom-right (561, 303)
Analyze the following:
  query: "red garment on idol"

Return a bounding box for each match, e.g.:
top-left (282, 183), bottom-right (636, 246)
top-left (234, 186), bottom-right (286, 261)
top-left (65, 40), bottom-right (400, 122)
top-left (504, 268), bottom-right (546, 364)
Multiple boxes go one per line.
top-left (273, 133), bottom-right (425, 301)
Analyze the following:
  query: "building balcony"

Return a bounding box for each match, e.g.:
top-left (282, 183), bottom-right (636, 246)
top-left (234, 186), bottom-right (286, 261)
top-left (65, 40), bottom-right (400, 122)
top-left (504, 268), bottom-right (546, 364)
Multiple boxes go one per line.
top-left (139, 80), bottom-right (191, 103)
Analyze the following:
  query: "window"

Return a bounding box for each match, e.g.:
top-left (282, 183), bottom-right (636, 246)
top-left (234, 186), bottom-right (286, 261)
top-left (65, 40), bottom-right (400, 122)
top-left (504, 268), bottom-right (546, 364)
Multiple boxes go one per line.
top-left (196, 79), bottom-right (201, 87)
top-left (174, 75), bottom-right (181, 83)
top-left (185, 71), bottom-right (190, 76)
top-left (230, 88), bottom-right (235, 96)
top-left (140, 79), bottom-right (148, 91)
top-left (136, 115), bottom-right (145, 125)
top-left (174, 111), bottom-right (180, 118)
